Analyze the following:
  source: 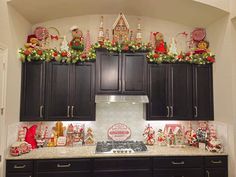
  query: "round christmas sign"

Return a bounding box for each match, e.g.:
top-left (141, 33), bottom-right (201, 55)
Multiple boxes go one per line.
top-left (107, 123), bottom-right (131, 141)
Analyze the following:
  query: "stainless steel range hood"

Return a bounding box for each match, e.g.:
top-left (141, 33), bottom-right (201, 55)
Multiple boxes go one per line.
top-left (95, 95), bottom-right (149, 103)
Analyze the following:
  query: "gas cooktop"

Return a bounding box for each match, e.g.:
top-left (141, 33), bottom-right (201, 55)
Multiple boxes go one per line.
top-left (95, 141), bottom-right (148, 154)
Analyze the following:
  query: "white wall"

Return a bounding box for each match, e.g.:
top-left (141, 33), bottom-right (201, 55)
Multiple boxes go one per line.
top-left (194, 0), bottom-right (229, 12)
top-left (0, 1), bottom-right (32, 177)
top-left (206, 15), bottom-right (236, 177)
top-left (33, 14), bottom-right (193, 45)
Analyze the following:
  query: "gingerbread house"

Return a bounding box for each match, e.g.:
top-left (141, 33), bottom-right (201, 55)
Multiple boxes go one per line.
top-left (112, 13), bottom-right (130, 42)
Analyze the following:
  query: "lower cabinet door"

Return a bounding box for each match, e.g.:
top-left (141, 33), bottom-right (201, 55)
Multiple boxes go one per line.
top-left (37, 172), bottom-right (91, 177)
top-left (7, 173), bottom-right (32, 177)
top-left (205, 168), bottom-right (227, 177)
top-left (154, 168), bottom-right (204, 177)
top-left (94, 170), bottom-right (152, 177)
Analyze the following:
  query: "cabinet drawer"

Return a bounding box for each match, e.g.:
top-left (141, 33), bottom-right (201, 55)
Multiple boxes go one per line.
top-left (94, 157), bottom-right (151, 170)
top-left (7, 160), bottom-right (33, 173)
top-left (36, 159), bottom-right (91, 172)
top-left (94, 169), bottom-right (152, 177)
top-left (205, 156), bottom-right (227, 168)
top-left (154, 168), bottom-right (204, 177)
top-left (153, 157), bottom-right (204, 168)
top-left (7, 173), bottom-right (33, 177)
top-left (36, 172), bottom-right (91, 177)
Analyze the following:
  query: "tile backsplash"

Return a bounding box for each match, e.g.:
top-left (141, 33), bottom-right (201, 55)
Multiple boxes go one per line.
top-left (7, 103), bottom-right (228, 152)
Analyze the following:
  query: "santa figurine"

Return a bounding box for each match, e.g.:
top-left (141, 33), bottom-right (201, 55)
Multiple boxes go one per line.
top-left (69, 26), bottom-right (84, 51)
top-left (153, 32), bottom-right (167, 54)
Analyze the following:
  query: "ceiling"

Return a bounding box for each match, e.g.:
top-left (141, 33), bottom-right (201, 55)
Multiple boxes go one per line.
top-left (8, 0), bottom-right (228, 26)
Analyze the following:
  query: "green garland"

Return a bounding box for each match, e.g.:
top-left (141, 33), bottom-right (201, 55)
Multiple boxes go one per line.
top-left (93, 40), bottom-right (153, 53)
top-left (18, 39), bottom-right (215, 65)
top-left (147, 51), bottom-right (215, 65)
top-left (18, 47), bottom-right (96, 63)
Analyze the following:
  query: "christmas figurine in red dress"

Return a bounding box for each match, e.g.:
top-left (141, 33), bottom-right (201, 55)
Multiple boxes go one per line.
top-left (153, 32), bottom-right (167, 54)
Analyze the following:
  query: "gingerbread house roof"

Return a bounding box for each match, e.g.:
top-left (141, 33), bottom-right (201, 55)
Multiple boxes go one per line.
top-left (112, 13), bottom-right (130, 30)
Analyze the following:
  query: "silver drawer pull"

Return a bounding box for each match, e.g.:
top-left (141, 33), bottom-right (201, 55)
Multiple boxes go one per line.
top-left (172, 176), bottom-right (184, 177)
top-left (57, 163), bottom-right (71, 168)
top-left (14, 164), bottom-right (26, 169)
top-left (171, 161), bottom-right (185, 165)
top-left (211, 160), bottom-right (222, 164)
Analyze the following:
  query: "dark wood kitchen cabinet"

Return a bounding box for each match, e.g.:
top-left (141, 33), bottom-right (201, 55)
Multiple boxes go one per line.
top-left (147, 63), bottom-right (193, 120)
top-left (35, 159), bottom-right (92, 177)
top-left (20, 62), bottom-right (45, 121)
top-left (93, 157), bottom-right (152, 177)
top-left (45, 62), bottom-right (95, 121)
top-left (6, 156), bottom-right (228, 177)
top-left (153, 156), bottom-right (204, 177)
top-left (193, 64), bottom-right (214, 120)
top-left (6, 160), bottom-right (33, 177)
top-left (204, 156), bottom-right (228, 177)
top-left (96, 51), bottom-right (147, 95)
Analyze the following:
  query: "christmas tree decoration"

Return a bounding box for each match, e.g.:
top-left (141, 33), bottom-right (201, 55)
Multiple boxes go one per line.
top-left (166, 128), bottom-right (175, 146)
top-left (143, 124), bottom-right (155, 145)
top-left (168, 38), bottom-right (178, 56)
top-left (66, 124), bottom-right (74, 146)
top-left (136, 18), bottom-right (142, 42)
top-left (98, 16), bottom-right (105, 42)
top-left (112, 13), bottom-right (130, 43)
top-left (35, 123), bottom-right (47, 148)
top-left (105, 29), bottom-right (110, 41)
top-left (149, 32), bottom-right (155, 49)
top-left (84, 30), bottom-right (92, 53)
top-left (130, 30), bottom-right (135, 41)
top-left (60, 36), bottom-right (69, 52)
top-left (85, 128), bottom-right (95, 145)
top-left (157, 129), bottom-right (167, 146)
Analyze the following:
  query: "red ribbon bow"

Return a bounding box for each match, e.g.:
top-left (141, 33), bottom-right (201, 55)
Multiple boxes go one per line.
top-left (51, 35), bottom-right (59, 40)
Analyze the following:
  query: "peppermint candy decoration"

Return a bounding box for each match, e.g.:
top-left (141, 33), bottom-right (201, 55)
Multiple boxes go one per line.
top-left (34, 26), bottom-right (49, 41)
top-left (192, 28), bottom-right (206, 42)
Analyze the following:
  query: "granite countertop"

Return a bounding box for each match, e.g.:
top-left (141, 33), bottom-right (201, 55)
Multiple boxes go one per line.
top-left (6, 145), bottom-right (227, 160)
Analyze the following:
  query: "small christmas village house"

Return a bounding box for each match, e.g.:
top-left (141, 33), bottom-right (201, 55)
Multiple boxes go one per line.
top-left (173, 127), bottom-right (184, 145)
top-left (112, 13), bottom-right (130, 42)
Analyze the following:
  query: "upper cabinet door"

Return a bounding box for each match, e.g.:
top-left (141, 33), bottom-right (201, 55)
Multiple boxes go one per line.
top-left (193, 64), bottom-right (214, 120)
top-left (96, 51), bottom-right (121, 94)
top-left (147, 64), bottom-right (169, 120)
top-left (169, 64), bottom-right (193, 120)
top-left (20, 62), bottom-right (45, 121)
top-left (45, 62), bottom-right (71, 120)
top-left (122, 53), bottom-right (147, 94)
top-left (70, 63), bottom-right (95, 121)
